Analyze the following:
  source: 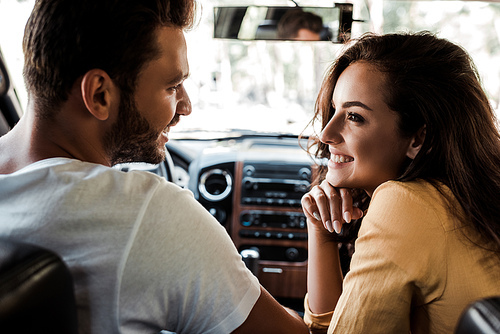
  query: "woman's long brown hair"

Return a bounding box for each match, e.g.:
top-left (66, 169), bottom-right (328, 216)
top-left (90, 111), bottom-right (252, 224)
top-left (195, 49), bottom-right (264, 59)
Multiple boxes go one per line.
top-left (305, 32), bottom-right (500, 252)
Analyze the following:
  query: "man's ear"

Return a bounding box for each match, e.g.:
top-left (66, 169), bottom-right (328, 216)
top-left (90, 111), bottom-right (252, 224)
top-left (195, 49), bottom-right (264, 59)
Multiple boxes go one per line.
top-left (406, 125), bottom-right (426, 160)
top-left (80, 69), bottom-right (116, 121)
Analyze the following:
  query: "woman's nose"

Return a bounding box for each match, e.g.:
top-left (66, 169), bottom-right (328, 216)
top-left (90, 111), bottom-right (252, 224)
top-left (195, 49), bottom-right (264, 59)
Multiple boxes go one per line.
top-left (320, 116), bottom-right (343, 145)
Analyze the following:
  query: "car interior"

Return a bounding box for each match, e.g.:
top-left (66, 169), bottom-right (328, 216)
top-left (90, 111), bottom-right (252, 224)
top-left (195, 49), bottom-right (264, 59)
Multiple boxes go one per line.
top-left (0, 239), bottom-right (78, 333)
top-left (0, 0), bottom-right (499, 332)
top-left (0, 51), bottom-right (20, 137)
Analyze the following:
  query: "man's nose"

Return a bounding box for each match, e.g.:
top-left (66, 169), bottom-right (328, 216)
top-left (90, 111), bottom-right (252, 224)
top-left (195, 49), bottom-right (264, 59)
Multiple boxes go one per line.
top-left (177, 85), bottom-right (192, 116)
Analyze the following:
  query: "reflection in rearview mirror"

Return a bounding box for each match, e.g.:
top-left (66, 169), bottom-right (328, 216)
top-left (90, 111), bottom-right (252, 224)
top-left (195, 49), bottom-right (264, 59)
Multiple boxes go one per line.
top-left (0, 56), bottom-right (9, 96)
top-left (214, 4), bottom-right (363, 43)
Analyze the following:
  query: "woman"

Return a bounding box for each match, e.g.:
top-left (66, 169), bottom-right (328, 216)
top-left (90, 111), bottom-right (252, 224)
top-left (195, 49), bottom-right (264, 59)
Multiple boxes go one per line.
top-left (301, 31), bottom-right (500, 333)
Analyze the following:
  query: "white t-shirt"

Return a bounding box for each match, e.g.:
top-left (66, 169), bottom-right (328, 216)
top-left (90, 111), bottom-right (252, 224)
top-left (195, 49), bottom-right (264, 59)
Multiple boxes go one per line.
top-left (0, 158), bottom-right (260, 334)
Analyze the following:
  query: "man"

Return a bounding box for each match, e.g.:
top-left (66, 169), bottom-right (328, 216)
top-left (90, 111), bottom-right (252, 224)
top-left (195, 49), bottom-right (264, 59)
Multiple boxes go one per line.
top-left (277, 8), bottom-right (323, 41)
top-left (0, 0), bottom-right (308, 333)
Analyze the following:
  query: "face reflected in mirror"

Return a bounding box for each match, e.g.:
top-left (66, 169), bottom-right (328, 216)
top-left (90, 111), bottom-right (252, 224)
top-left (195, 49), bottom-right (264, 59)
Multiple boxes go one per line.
top-left (294, 28), bottom-right (321, 41)
top-left (277, 9), bottom-right (323, 41)
top-left (0, 59), bottom-right (8, 96)
top-left (213, 6), bottom-right (345, 42)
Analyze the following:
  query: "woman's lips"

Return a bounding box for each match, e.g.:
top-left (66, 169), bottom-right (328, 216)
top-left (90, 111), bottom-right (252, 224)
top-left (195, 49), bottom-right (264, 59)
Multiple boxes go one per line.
top-left (330, 154), bottom-right (354, 163)
top-left (328, 154), bottom-right (354, 169)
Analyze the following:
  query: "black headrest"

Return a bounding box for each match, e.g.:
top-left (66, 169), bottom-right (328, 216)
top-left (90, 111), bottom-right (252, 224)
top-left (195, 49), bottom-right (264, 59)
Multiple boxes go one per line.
top-left (255, 20), bottom-right (278, 40)
top-left (455, 297), bottom-right (500, 334)
top-left (0, 239), bottom-right (78, 333)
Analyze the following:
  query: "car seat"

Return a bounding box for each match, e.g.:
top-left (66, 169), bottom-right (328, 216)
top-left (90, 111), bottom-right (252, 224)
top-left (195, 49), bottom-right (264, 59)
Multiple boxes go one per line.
top-left (455, 296), bottom-right (500, 334)
top-left (0, 239), bottom-right (78, 333)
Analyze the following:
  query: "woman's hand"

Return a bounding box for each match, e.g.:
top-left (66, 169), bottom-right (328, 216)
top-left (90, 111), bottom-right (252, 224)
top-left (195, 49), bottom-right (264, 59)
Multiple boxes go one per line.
top-left (302, 180), bottom-right (364, 314)
top-left (301, 180), bottom-right (364, 235)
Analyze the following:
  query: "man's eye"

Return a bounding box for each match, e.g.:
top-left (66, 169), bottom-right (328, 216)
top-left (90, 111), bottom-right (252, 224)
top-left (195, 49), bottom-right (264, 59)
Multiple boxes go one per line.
top-left (347, 112), bottom-right (364, 123)
top-left (169, 83), bottom-right (181, 92)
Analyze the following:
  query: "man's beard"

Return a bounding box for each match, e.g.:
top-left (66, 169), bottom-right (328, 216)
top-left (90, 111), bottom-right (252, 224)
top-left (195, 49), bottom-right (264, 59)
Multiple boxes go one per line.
top-left (104, 90), bottom-right (167, 166)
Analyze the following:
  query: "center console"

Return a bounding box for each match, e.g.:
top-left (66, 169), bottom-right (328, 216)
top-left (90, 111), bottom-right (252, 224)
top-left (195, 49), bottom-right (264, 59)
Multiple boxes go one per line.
top-left (231, 160), bottom-right (311, 299)
top-left (191, 138), bottom-right (313, 301)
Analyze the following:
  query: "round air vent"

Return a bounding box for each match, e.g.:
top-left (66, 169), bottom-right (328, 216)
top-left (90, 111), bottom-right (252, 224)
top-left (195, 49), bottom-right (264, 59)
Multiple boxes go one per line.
top-left (198, 169), bottom-right (232, 201)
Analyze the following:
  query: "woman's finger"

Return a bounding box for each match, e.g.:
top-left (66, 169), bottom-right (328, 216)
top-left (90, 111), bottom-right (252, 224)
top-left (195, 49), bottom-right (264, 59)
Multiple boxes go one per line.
top-left (313, 186), bottom-right (334, 233)
top-left (302, 182), bottom-right (362, 235)
top-left (302, 185), bottom-right (333, 233)
top-left (301, 188), bottom-right (325, 227)
top-left (339, 188), bottom-right (353, 224)
top-left (321, 181), bottom-right (343, 234)
top-left (352, 207), bottom-right (364, 220)
top-left (301, 192), bottom-right (318, 221)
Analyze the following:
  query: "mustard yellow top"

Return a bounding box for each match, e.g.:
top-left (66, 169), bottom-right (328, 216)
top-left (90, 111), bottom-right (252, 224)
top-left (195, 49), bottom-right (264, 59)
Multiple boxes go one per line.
top-left (304, 180), bottom-right (500, 334)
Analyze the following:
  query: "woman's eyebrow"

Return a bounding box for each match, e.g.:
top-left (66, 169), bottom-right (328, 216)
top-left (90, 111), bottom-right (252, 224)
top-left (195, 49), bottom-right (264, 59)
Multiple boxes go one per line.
top-left (342, 101), bottom-right (373, 111)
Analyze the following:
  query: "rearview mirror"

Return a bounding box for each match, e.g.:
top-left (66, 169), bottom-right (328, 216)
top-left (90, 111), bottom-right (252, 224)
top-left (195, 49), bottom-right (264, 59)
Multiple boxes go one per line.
top-left (0, 54), bottom-right (9, 96)
top-left (213, 4), bottom-right (362, 42)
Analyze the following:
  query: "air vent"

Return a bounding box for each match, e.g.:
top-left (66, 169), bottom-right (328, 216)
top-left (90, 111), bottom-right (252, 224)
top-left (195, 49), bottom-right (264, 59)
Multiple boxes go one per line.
top-left (198, 169), bottom-right (233, 201)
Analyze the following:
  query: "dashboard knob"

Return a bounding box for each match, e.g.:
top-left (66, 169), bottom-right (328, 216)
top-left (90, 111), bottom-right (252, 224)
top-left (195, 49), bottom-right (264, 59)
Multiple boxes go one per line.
top-left (299, 167), bottom-right (312, 180)
top-left (208, 207), bottom-right (226, 224)
top-left (243, 178), bottom-right (254, 190)
top-left (243, 165), bottom-right (256, 176)
top-left (285, 247), bottom-right (300, 261)
top-left (241, 213), bottom-right (253, 227)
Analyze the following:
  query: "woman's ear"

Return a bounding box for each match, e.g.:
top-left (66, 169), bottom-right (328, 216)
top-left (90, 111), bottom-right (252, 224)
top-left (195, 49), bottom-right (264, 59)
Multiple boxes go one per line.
top-left (80, 69), bottom-right (116, 121)
top-left (406, 125), bottom-right (426, 160)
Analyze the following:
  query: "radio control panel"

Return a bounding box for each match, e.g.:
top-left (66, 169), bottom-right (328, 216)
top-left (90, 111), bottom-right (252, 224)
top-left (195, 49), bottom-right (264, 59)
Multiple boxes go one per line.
top-left (240, 210), bottom-right (306, 229)
top-left (240, 162), bottom-right (311, 208)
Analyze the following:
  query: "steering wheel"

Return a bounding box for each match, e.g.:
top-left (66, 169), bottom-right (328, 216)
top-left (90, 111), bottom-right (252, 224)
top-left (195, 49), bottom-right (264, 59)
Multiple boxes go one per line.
top-left (113, 148), bottom-right (176, 183)
top-left (163, 148), bottom-right (176, 182)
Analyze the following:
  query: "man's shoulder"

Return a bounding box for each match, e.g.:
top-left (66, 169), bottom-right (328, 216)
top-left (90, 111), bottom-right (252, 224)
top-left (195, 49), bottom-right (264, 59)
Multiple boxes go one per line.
top-left (42, 158), bottom-right (166, 184)
top-left (9, 157), bottom-right (188, 200)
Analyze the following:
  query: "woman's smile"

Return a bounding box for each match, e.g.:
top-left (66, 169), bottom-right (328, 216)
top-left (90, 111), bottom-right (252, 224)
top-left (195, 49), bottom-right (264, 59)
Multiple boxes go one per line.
top-left (330, 154), bottom-right (354, 164)
top-left (321, 61), bottom-right (416, 196)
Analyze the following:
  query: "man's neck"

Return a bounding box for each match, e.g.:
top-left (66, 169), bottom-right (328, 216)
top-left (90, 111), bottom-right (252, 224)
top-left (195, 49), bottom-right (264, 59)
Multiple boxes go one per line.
top-left (0, 107), bottom-right (111, 174)
top-left (0, 113), bottom-right (40, 174)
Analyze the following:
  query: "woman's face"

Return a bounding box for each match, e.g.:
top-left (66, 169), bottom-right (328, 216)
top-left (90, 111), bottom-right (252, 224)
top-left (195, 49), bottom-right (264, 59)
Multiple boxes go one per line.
top-left (321, 61), bottom-right (415, 196)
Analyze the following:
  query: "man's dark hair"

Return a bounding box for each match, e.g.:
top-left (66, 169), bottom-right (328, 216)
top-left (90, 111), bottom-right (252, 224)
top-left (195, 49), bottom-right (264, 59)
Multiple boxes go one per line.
top-left (277, 8), bottom-right (323, 39)
top-left (23, 0), bottom-right (197, 118)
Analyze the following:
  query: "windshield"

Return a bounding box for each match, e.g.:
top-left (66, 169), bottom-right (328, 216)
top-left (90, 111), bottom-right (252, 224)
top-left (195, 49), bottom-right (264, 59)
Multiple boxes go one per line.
top-left (1, 0), bottom-right (499, 139)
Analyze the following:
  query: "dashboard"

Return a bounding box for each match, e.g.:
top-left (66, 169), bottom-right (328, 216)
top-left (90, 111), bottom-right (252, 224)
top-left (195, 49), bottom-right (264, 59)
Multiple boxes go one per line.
top-left (167, 135), bottom-right (315, 302)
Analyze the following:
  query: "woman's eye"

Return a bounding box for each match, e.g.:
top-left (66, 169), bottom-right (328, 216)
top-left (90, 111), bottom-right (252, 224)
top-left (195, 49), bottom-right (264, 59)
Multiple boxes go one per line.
top-left (347, 112), bottom-right (364, 123)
